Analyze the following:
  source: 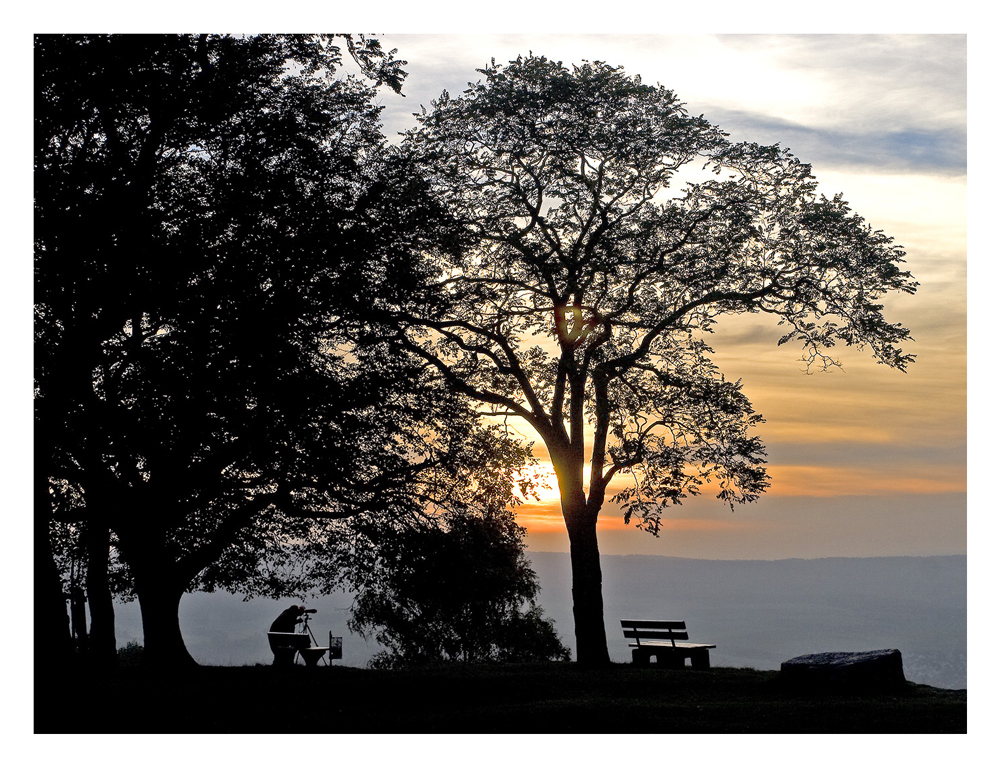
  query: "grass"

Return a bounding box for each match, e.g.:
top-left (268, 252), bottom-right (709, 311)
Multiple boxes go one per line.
top-left (38, 662), bottom-right (966, 734)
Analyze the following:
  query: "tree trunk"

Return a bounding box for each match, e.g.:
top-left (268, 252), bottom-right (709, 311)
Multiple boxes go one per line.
top-left (69, 586), bottom-right (89, 654)
top-left (134, 576), bottom-right (197, 669)
top-left (38, 532), bottom-right (74, 662)
top-left (552, 432), bottom-right (613, 667)
top-left (114, 498), bottom-right (200, 669)
top-left (34, 462), bottom-right (75, 668)
top-left (84, 519), bottom-right (118, 668)
top-left (565, 513), bottom-right (611, 666)
top-left (123, 528), bottom-right (199, 669)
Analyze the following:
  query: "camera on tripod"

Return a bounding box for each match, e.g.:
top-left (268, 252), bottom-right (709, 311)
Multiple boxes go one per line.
top-left (267, 605), bottom-right (341, 666)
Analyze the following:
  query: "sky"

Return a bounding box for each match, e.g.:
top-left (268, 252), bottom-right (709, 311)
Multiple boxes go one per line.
top-left (11, 31), bottom-right (969, 549)
top-left (12, 31), bottom-right (968, 558)
top-left (362, 33), bottom-right (968, 559)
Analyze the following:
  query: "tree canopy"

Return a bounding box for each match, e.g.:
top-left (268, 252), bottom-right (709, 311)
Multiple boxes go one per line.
top-left (395, 55), bottom-right (918, 664)
top-left (33, 34), bottom-right (530, 668)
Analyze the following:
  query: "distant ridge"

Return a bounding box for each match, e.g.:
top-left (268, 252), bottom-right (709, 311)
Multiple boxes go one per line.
top-left (530, 551), bottom-right (967, 563)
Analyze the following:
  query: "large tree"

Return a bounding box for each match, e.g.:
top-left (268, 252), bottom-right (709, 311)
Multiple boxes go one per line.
top-left (34, 34), bottom-right (497, 668)
top-left (397, 55), bottom-right (918, 665)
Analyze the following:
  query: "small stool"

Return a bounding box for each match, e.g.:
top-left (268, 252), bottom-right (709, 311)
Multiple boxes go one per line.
top-left (267, 632), bottom-right (311, 666)
top-left (299, 647), bottom-right (328, 667)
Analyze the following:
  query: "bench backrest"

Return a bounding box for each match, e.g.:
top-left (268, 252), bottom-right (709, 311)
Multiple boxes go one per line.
top-left (621, 619), bottom-right (688, 647)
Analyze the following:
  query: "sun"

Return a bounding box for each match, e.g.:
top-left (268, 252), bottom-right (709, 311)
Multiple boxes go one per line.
top-left (516, 461), bottom-right (592, 505)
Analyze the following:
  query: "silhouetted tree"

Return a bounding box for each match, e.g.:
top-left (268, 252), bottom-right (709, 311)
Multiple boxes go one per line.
top-left (346, 507), bottom-right (570, 667)
top-left (34, 34), bottom-right (486, 668)
top-left (395, 55), bottom-right (919, 665)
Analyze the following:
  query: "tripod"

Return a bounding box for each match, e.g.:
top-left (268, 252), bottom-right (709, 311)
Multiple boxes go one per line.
top-left (297, 611), bottom-right (330, 667)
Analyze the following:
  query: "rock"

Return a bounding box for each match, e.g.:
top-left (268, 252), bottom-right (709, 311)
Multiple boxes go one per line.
top-left (780, 649), bottom-right (907, 691)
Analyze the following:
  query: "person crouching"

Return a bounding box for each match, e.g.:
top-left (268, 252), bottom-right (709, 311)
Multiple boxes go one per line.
top-left (267, 605), bottom-right (306, 666)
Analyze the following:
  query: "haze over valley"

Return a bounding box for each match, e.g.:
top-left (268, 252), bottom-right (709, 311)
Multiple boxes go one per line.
top-left (112, 553), bottom-right (967, 690)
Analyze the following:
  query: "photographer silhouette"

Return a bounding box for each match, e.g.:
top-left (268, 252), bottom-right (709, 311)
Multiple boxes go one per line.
top-left (270, 604), bottom-right (306, 634)
top-left (267, 605), bottom-right (329, 666)
top-left (267, 605), bottom-right (310, 666)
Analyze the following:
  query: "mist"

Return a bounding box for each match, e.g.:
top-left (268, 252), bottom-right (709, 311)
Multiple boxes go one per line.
top-left (107, 553), bottom-right (965, 690)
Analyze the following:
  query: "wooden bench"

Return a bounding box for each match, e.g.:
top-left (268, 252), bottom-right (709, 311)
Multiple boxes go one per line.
top-left (621, 619), bottom-right (716, 669)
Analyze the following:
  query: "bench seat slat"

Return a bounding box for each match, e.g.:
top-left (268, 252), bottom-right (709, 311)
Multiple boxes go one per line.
top-left (627, 641), bottom-right (716, 649)
top-left (624, 630), bottom-right (690, 641)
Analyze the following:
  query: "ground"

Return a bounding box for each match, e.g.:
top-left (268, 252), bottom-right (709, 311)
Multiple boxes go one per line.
top-left (38, 662), bottom-right (966, 734)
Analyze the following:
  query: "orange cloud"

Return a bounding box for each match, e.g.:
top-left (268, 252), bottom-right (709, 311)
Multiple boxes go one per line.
top-left (514, 501), bottom-right (759, 536)
top-left (634, 517), bottom-right (755, 532)
top-left (513, 504), bottom-right (565, 532)
top-left (512, 460), bottom-right (964, 536)
top-left (766, 464), bottom-right (966, 497)
top-left (514, 502), bottom-right (628, 533)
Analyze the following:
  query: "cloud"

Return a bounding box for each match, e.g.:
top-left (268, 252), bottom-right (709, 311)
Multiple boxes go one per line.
top-left (379, 34), bottom-right (966, 178)
top-left (766, 438), bottom-right (966, 470)
top-left (766, 464), bottom-right (965, 498)
top-left (711, 34), bottom-right (966, 131)
top-left (707, 108), bottom-right (966, 175)
top-left (527, 489), bottom-right (967, 558)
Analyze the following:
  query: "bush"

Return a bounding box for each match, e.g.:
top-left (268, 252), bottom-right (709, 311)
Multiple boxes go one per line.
top-left (348, 510), bottom-right (571, 668)
top-left (117, 640), bottom-right (144, 667)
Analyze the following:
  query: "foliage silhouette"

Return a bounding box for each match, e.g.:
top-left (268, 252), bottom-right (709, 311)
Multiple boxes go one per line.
top-left (396, 55), bottom-right (919, 664)
top-left (117, 640), bottom-right (144, 668)
top-left (347, 508), bottom-right (570, 667)
top-left (34, 34), bottom-right (529, 669)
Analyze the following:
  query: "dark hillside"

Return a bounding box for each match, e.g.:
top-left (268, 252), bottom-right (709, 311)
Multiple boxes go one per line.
top-left (39, 663), bottom-right (965, 734)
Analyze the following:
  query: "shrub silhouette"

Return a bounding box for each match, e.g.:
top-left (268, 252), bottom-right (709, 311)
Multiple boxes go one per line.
top-left (348, 509), bottom-right (570, 667)
top-left (117, 641), bottom-right (144, 667)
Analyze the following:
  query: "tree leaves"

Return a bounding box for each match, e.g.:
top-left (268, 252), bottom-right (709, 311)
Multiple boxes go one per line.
top-left (35, 35), bottom-right (488, 607)
top-left (398, 53), bottom-right (916, 531)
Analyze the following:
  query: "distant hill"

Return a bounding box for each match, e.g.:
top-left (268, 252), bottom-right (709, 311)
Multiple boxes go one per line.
top-left (111, 554), bottom-right (966, 689)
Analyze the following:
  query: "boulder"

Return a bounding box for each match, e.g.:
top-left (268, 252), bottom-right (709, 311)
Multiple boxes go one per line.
top-left (780, 649), bottom-right (907, 691)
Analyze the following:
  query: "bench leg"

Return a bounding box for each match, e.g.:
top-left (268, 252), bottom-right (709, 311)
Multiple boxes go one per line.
top-left (690, 649), bottom-right (711, 669)
top-left (272, 647), bottom-right (297, 667)
top-left (633, 648), bottom-right (710, 669)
